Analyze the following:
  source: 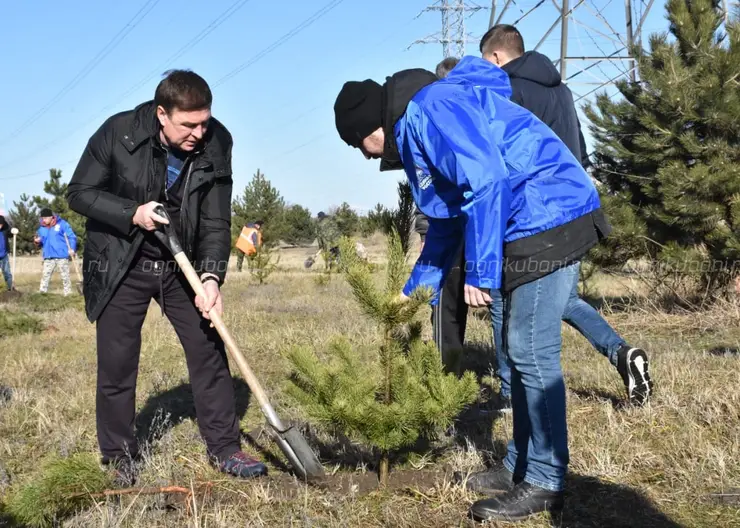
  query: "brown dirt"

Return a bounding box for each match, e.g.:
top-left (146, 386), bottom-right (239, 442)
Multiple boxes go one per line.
top-left (0, 290), bottom-right (22, 302)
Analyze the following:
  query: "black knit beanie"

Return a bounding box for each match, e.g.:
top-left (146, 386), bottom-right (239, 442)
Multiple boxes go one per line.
top-left (334, 79), bottom-right (383, 148)
top-left (40, 208), bottom-right (53, 217)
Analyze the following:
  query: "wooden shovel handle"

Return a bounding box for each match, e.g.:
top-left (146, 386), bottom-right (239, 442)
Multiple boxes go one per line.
top-left (172, 252), bottom-right (278, 422)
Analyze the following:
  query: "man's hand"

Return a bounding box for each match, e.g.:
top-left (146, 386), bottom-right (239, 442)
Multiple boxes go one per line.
top-left (195, 279), bottom-right (223, 325)
top-left (133, 201), bottom-right (169, 231)
top-left (464, 284), bottom-right (493, 308)
top-left (33, 235), bottom-right (41, 246)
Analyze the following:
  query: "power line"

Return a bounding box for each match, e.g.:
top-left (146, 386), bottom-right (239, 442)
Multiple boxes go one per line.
top-left (0, 0), bottom-right (254, 172)
top-left (0, 159), bottom-right (77, 182)
top-left (213, 0), bottom-right (349, 87)
top-left (0, 0), bottom-right (162, 147)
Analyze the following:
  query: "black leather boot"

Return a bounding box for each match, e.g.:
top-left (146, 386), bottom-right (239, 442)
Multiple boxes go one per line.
top-left (455, 462), bottom-right (520, 495)
top-left (469, 481), bottom-right (564, 522)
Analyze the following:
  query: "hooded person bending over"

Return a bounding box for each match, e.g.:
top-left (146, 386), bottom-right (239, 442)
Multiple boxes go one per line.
top-left (333, 57), bottom-right (609, 522)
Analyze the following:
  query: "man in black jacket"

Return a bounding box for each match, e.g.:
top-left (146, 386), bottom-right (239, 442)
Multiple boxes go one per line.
top-left (67, 70), bottom-right (267, 484)
top-left (478, 24), bottom-right (653, 408)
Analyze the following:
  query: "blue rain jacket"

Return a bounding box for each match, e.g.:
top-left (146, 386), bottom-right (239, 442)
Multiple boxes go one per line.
top-left (36, 216), bottom-right (77, 260)
top-left (396, 56), bottom-right (601, 300)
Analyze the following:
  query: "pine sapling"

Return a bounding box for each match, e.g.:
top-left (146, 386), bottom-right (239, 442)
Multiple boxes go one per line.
top-left (285, 231), bottom-right (479, 487)
top-left (248, 243), bottom-right (281, 285)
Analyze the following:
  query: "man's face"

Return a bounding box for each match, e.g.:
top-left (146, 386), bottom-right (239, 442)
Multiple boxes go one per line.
top-left (41, 216), bottom-right (53, 226)
top-left (157, 106), bottom-right (211, 151)
top-left (359, 128), bottom-right (385, 160)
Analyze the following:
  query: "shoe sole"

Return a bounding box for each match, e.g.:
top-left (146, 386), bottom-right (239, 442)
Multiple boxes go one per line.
top-left (470, 502), bottom-right (563, 522)
top-left (625, 348), bottom-right (653, 405)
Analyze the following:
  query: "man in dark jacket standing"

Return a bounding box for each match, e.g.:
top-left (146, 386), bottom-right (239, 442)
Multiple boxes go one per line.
top-left (479, 24), bottom-right (653, 408)
top-left (67, 70), bottom-right (267, 484)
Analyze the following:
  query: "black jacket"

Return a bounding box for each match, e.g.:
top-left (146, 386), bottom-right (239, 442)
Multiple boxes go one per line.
top-left (503, 51), bottom-right (588, 165)
top-left (67, 101), bottom-right (234, 322)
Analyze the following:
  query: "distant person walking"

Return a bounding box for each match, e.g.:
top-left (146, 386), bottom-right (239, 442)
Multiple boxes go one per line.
top-left (0, 215), bottom-right (13, 291)
top-left (34, 208), bottom-right (76, 296)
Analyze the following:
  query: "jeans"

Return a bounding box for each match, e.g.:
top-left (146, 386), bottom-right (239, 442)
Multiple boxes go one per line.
top-left (499, 263), bottom-right (580, 492)
top-left (492, 262), bottom-right (626, 399)
top-left (0, 255), bottom-right (11, 290)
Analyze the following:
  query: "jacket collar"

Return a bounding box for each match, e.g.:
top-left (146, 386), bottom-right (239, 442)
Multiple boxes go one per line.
top-left (379, 68), bottom-right (438, 172)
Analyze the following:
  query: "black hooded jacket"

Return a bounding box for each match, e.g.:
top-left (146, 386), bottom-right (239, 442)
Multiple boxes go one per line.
top-left (502, 51), bottom-right (589, 166)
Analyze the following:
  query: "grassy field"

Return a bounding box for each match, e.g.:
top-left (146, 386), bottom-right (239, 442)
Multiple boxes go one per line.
top-left (1, 237), bottom-right (739, 527)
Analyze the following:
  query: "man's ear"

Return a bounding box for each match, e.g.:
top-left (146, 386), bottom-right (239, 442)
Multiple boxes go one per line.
top-left (156, 105), bottom-right (168, 127)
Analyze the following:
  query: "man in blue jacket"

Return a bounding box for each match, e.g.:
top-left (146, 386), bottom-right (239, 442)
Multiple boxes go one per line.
top-left (480, 24), bottom-right (653, 408)
top-left (34, 208), bottom-right (77, 296)
top-left (0, 216), bottom-right (13, 291)
top-left (334, 57), bottom-right (610, 522)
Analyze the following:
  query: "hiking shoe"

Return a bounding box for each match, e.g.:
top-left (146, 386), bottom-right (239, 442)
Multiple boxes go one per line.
top-left (456, 462), bottom-right (520, 495)
top-left (469, 481), bottom-right (564, 522)
top-left (617, 346), bottom-right (653, 405)
top-left (219, 451), bottom-right (268, 479)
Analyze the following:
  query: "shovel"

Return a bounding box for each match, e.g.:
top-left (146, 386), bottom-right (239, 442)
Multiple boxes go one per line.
top-left (151, 206), bottom-right (325, 482)
top-left (10, 227), bottom-right (18, 291)
top-left (63, 233), bottom-right (84, 295)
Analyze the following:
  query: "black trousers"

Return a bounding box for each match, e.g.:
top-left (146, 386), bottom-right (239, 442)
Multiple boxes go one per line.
top-left (96, 256), bottom-right (241, 464)
top-left (431, 243), bottom-right (469, 374)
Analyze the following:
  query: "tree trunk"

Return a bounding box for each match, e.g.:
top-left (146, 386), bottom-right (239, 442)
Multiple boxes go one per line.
top-left (379, 453), bottom-right (389, 488)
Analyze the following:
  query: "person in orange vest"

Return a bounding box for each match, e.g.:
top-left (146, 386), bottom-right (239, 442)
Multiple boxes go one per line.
top-left (235, 220), bottom-right (263, 272)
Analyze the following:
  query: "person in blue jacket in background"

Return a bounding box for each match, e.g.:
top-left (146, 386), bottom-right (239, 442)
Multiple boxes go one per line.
top-left (334, 56), bottom-right (611, 522)
top-left (34, 207), bottom-right (77, 296)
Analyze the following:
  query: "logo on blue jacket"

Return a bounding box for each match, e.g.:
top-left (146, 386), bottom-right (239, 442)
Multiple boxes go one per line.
top-left (415, 166), bottom-right (433, 190)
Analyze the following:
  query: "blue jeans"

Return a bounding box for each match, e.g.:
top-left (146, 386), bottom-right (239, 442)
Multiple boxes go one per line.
top-left (0, 255), bottom-right (11, 290)
top-left (492, 262), bottom-right (626, 399)
top-left (498, 263), bottom-right (580, 492)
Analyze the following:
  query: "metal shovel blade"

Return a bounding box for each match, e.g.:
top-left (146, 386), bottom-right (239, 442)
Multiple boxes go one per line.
top-left (269, 424), bottom-right (325, 482)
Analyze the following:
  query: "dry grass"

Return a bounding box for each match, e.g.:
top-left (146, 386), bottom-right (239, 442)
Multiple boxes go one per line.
top-left (1, 237), bottom-right (739, 527)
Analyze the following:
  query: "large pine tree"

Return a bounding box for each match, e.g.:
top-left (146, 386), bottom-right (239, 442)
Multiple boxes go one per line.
top-left (232, 169), bottom-right (285, 247)
top-left (585, 0), bottom-right (740, 300)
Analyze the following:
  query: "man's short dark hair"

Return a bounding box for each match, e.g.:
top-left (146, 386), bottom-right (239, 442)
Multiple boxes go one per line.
top-left (155, 69), bottom-right (213, 114)
top-left (436, 57), bottom-right (460, 79)
top-left (479, 24), bottom-right (525, 57)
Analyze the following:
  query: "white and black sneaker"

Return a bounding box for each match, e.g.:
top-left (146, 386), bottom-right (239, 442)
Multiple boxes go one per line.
top-left (616, 346), bottom-right (653, 406)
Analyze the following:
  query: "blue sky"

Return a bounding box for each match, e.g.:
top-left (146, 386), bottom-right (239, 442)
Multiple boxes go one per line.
top-left (0, 0), bottom-right (667, 217)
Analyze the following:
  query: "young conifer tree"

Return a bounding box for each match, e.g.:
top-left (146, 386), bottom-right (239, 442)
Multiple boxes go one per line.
top-left (286, 231), bottom-right (479, 487)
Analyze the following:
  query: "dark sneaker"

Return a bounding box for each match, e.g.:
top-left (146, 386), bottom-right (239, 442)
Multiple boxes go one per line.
top-left (469, 481), bottom-right (564, 522)
top-left (219, 451), bottom-right (268, 479)
top-left (455, 462), bottom-right (519, 495)
top-left (617, 346), bottom-right (653, 405)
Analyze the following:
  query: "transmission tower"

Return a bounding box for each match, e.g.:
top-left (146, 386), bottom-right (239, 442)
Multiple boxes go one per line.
top-left (413, 0), bottom-right (488, 58)
top-left (487, 0), bottom-right (656, 102)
